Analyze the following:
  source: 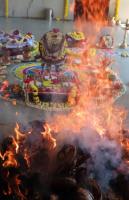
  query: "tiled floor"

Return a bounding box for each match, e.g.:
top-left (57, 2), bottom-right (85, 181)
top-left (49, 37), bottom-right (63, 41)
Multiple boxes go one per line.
top-left (0, 17), bottom-right (129, 135)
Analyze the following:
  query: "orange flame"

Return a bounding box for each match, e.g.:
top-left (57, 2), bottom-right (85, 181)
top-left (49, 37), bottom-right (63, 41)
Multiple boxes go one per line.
top-left (2, 150), bottom-right (18, 168)
top-left (47, 0), bottom-right (127, 159)
top-left (81, 0), bottom-right (109, 23)
top-left (14, 123), bottom-right (26, 143)
top-left (41, 123), bottom-right (57, 150)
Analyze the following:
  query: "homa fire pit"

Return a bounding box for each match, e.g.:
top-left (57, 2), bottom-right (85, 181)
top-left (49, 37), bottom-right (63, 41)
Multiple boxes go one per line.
top-left (0, 120), bottom-right (129, 200)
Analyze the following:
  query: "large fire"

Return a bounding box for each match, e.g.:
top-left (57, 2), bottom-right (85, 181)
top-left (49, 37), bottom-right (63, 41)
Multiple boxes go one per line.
top-left (0, 122), bottom-right (57, 199)
top-left (0, 1), bottom-right (129, 200)
top-left (73, 0), bottom-right (109, 35)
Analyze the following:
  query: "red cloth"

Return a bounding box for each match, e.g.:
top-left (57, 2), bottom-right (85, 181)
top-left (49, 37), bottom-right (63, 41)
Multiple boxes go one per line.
top-left (24, 77), bottom-right (33, 84)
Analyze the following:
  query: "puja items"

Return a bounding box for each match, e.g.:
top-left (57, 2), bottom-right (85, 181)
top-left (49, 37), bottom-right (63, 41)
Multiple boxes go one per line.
top-left (121, 51), bottom-right (129, 58)
top-left (97, 34), bottom-right (114, 49)
top-left (66, 31), bottom-right (86, 47)
top-left (65, 31), bottom-right (87, 62)
top-left (0, 30), bottom-right (39, 63)
top-left (0, 30), bottom-right (10, 44)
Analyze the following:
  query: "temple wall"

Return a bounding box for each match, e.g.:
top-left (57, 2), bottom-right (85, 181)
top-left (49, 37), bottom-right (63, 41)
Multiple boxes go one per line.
top-left (0, 0), bottom-right (74, 20)
top-left (0, 0), bottom-right (128, 22)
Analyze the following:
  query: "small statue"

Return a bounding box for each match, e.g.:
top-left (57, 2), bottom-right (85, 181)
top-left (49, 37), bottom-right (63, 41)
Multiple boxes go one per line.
top-left (97, 34), bottom-right (114, 49)
top-left (39, 28), bottom-right (66, 66)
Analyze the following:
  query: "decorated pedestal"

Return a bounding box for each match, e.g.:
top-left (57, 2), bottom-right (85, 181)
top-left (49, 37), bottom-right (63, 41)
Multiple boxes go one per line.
top-left (0, 58), bottom-right (125, 111)
top-left (9, 62), bottom-right (78, 111)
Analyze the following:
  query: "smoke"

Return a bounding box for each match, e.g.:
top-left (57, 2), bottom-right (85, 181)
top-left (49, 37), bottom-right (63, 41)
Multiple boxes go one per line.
top-left (54, 123), bottom-right (122, 191)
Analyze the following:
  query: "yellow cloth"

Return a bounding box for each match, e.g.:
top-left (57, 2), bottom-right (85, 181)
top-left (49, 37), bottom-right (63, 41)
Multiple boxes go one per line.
top-left (30, 84), bottom-right (38, 92)
top-left (68, 32), bottom-right (85, 40)
top-left (42, 80), bottom-right (52, 87)
top-left (33, 92), bottom-right (38, 96)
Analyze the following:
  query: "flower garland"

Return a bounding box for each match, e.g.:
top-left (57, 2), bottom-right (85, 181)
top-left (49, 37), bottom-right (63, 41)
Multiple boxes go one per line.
top-left (64, 0), bottom-right (69, 19)
top-left (115, 0), bottom-right (120, 20)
